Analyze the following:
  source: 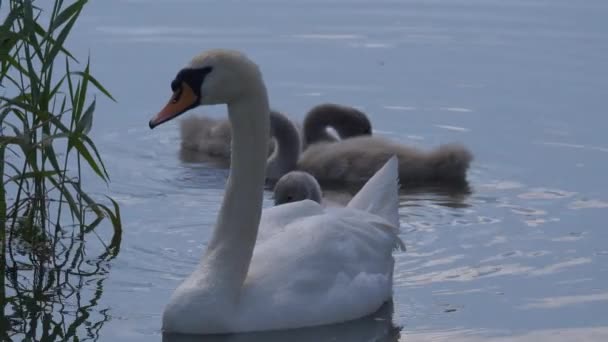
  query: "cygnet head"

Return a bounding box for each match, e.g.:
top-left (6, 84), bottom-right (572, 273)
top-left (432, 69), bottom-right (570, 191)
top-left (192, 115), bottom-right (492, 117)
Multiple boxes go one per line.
top-left (273, 171), bottom-right (322, 205)
top-left (303, 103), bottom-right (373, 146)
top-left (328, 105), bottom-right (372, 138)
top-left (149, 49), bottom-right (264, 128)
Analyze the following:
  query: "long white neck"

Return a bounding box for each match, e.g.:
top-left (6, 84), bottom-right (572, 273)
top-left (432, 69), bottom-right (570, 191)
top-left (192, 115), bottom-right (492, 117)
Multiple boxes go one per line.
top-left (197, 85), bottom-right (270, 299)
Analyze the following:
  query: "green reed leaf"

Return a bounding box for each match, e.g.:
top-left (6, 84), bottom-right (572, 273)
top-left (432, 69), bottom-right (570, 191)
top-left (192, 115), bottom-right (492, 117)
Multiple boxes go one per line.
top-left (68, 136), bottom-right (106, 181)
top-left (43, 8), bottom-right (80, 73)
top-left (75, 99), bottom-right (94, 135)
top-left (71, 71), bottom-right (116, 102)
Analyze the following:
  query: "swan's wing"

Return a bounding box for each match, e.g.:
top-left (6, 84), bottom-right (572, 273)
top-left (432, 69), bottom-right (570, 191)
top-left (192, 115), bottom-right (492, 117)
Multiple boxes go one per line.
top-left (298, 136), bottom-right (401, 183)
top-left (211, 119), bottom-right (232, 140)
top-left (256, 200), bottom-right (324, 243)
top-left (179, 116), bottom-right (233, 158)
top-left (180, 116), bottom-right (215, 149)
top-left (238, 205), bottom-right (402, 331)
top-left (348, 155), bottom-right (400, 228)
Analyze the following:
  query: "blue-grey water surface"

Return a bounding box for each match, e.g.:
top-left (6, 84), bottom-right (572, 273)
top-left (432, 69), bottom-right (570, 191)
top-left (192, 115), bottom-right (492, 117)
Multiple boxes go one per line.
top-left (9, 0), bottom-right (608, 341)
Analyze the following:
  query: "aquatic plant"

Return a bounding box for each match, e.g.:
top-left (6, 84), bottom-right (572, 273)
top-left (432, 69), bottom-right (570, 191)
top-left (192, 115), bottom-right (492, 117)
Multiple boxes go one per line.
top-left (0, 0), bottom-right (122, 339)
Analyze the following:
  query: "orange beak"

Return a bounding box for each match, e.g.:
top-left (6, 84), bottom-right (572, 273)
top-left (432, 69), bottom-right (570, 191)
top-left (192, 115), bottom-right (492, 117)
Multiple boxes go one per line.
top-left (149, 82), bottom-right (198, 129)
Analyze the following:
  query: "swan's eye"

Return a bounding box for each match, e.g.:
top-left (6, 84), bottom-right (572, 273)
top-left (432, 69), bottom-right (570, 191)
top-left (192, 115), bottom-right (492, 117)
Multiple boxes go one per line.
top-left (171, 66), bottom-right (213, 98)
top-left (286, 195), bottom-right (293, 202)
top-left (171, 87), bottom-right (183, 104)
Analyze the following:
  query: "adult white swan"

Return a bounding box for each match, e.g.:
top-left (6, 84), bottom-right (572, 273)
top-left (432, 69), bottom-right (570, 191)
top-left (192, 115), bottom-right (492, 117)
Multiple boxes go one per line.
top-left (148, 49), bottom-right (405, 334)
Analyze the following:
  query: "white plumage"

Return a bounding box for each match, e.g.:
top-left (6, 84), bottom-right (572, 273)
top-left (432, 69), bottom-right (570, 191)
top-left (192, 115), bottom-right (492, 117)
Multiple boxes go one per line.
top-left (149, 49), bottom-right (404, 335)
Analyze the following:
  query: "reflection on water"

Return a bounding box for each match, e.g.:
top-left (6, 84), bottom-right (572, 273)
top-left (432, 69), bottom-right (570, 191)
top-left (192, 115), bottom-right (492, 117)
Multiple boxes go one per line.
top-left (163, 302), bottom-right (400, 342)
top-left (405, 326), bottom-right (608, 342)
top-left (1, 225), bottom-right (119, 341)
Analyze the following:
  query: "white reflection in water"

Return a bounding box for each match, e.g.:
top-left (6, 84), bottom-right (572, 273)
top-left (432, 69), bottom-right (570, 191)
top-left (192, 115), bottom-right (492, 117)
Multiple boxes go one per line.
top-left (163, 302), bottom-right (399, 342)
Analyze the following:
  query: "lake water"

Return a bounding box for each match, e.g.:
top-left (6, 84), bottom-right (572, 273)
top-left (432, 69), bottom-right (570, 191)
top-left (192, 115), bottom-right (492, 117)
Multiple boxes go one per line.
top-left (5, 0), bottom-right (608, 341)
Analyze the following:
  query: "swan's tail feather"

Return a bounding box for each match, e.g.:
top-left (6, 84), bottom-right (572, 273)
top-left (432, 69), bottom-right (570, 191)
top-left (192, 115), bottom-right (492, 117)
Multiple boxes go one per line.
top-left (347, 156), bottom-right (405, 251)
top-left (348, 155), bottom-right (400, 229)
top-left (428, 143), bottom-right (473, 182)
top-left (372, 217), bottom-right (407, 251)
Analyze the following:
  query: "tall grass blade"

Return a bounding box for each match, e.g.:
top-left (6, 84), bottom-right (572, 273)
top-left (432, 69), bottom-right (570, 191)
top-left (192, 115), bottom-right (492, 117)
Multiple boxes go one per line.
top-left (2, 1), bottom-right (122, 338)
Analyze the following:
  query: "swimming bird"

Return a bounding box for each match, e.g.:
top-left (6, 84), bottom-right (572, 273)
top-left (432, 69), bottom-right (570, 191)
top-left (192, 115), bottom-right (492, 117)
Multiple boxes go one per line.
top-left (298, 136), bottom-right (473, 186)
top-left (273, 171), bottom-right (323, 205)
top-left (179, 103), bottom-right (372, 160)
top-left (148, 49), bottom-right (404, 334)
top-left (180, 113), bottom-right (274, 160)
top-left (267, 110), bottom-right (473, 186)
top-left (180, 116), bottom-right (233, 159)
top-left (301, 103), bottom-right (372, 149)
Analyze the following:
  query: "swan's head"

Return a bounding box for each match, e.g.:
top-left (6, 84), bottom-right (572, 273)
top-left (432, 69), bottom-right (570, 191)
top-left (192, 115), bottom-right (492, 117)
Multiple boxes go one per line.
top-left (303, 103), bottom-right (373, 145)
top-left (273, 171), bottom-right (322, 205)
top-left (149, 49), bottom-right (264, 128)
top-left (338, 107), bottom-right (373, 138)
